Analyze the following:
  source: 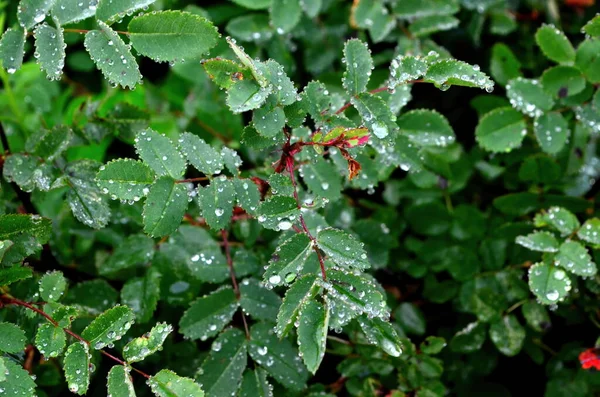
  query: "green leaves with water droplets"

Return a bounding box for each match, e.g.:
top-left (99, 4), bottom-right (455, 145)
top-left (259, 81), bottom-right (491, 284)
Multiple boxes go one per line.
top-left (18, 0), bottom-right (55, 29)
top-left (84, 21), bottom-right (141, 89)
top-left (33, 23), bottom-right (66, 80)
top-left (270, 0), bottom-right (302, 34)
top-left (179, 287), bottom-right (238, 341)
top-left (81, 305), bottom-right (135, 350)
top-left (96, 159), bottom-right (155, 201)
top-left (535, 24), bottom-right (575, 65)
top-left (342, 39), bottom-right (373, 96)
top-left (0, 322), bottom-right (27, 353)
top-left (0, 360), bottom-right (36, 397)
top-left (135, 128), bottom-right (186, 178)
top-left (398, 109), bottom-right (455, 147)
top-left (97, 0), bottom-right (157, 23)
top-left (276, 274), bottom-right (321, 337)
top-left (239, 278), bottom-right (281, 322)
top-left (0, 27), bottom-right (26, 74)
top-left (577, 218), bottom-right (600, 245)
top-left (197, 328), bottom-right (247, 397)
top-left (424, 59), bottom-right (494, 92)
top-left (554, 241), bottom-right (597, 277)
top-left (128, 11), bottom-right (219, 63)
top-left (358, 316), bottom-right (403, 357)
top-left (39, 270), bottom-right (67, 302)
top-left (143, 176), bottom-right (188, 237)
top-left (197, 177), bottom-right (236, 231)
top-left (297, 300), bottom-right (329, 373)
top-left (506, 77), bottom-right (554, 117)
top-left (147, 369), bottom-right (205, 397)
top-left (316, 228), bottom-right (369, 270)
top-left (179, 132), bottom-right (224, 176)
top-left (52, 0), bottom-right (97, 25)
top-left (534, 112), bottom-right (568, 155)
top-left (489, 315), bottom-right (525, 356)
top-left (123, 322), bottom-right (173, 363)
top-left (107, 365), bottom-right (136, 397)
top-left (515, 231), bottom-right (559, 252)
top-left (528, 262), bottom-right (571, 304)
top-left (35, 324), bottom-right (66, 358)
top-left (351, 92), bottom-right (397, 139)
top-left (257, 196), bottom-right (299, 231)
top-left (64, 342), bottom-right (90, 395)
top-left (475, 107), bottom-right (526, 153)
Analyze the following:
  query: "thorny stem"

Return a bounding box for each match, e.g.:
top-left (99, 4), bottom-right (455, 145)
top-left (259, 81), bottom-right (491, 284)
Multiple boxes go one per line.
top-left (221, 230), bottom-right (251, 339)
top-left (331, 81), bottom-right (424, 115)
top-left (0, 295), bottom-right (151, 379)
top-left (176, 176), bottom-right (209, 184)
top-left (286, 157), bottom-right (328, 281)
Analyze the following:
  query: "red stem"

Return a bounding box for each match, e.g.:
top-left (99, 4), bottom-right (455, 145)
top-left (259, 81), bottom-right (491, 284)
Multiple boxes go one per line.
top-left (286, 158), bottom-right (327, 281)
top-left (332, 82), bottom-right (424, 115)
top-left (1, 296), bottom-right (150, 379)
top-left (221, 230), bottom-right (251, 339)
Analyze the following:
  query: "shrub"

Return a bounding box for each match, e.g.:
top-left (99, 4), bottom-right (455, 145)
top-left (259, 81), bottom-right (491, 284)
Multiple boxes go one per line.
top-left (0, 0), bottom-right (599, 396)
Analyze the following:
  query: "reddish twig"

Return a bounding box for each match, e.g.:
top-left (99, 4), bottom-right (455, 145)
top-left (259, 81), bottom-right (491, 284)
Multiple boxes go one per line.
top-left (176, 177), bottom-right (209, 184)
top-left (0, 295), bottom-right (150, 379)
top-left (221, 230), bottom-right (251, 339)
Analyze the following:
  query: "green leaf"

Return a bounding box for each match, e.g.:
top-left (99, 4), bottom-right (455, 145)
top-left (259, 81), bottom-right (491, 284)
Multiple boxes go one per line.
top-left (323, 269), bottom-right (388, 328)
top-left (394, 302), bottom-right (426, 335)
top-left (35, 324), bottom-right (66, 358)
top-left (120, 268), bottom-right (161, 323)
top-left (81, 305), bottom-right (135, 350)
top-left (128, 11), bottom-right (219, 63)
top-left (227, 79), bottom-right (272, 113)
top-left (84, 21), bottom-right (142, 89)
top-left (534, 207), bottom-right (580, 236)
top-left (350, 92), bottom-right (397, 139)
top-left (475, 107), bottom-right (526, 153)
top-left (179, 132), bottom-right (224, 175)
top-left (197, 176), bottom-right (236, 231)
top-left (39, 270), bottom-right (67, 302)
top-left (450, 322), bottom-right (486, 353)
top-left (239, 278), bottom-right (282, 322)
top-left (257, 196), bottom-right (299, 231)
top-left (300, 158), bottom-right (342, 200)
top-left (554, 240), bottom-right (597, 277)
top-left (506, 77), bottom-right (555, 117)
top-left (179, 287), bottom-right (239, 341)
top-left (582, 14), bottom-right (600, 37)
top-left (424, 59), bottom-right (494, 92)
top-left (234, 179), bottom-right (260, 215)
top-left (0, 360), bottom-right (36, 397)
top-left (0, 27), bottom-right (26, 74)
top-left (123, 322), bottom-right (173, 363)
top-left (576, 40), bottom-right (600, 83)
top-left (226, 37), bottom-right (268, 87)
top-left (0, 357), bottom-right (4, 382)
top-left (33, 23), bottom-right (66, 80)
top-left (143, 176), bottom-right (188, 237)
top-left (515, 231), bottom-right (559, 252)
top-left (533, 112), bottom-right (568, 155)
top-left (64, 279), bottom-right (118, 315)
top-left (357, 316), bottom-right (403, 357)
top-left (107, 365), bottom-right (136, 397)
top-left (541, 65), bottom-right (585, 99)
top-left (51, 305), bottom-right (79, 328)
top-left (490, 43), bottom-right (521, 86)
top-left (535, 24), bottom-right (575, 65)
top-left (0, 322), bottom-right (26, 353)
top-left (276, 274), bottom-right (321, 337)
top-left (522, 301), bottom-right (550, 332)
top-left (52, 0), bottom-right (97, 25)
top-left (249, 322), bottom-right (309, 391)
top-left (202, 58), bottom-right (249, 90)
top-left (239, 369), bottom-right (272, 397)
top-left (18, 0), bottom-right (55, 29)
top-left (0, 240), bottom-right (14, 263)
top-left (97, 0), bottom-right (158, 23)
top-left (398, 109), bottom-right (455, 147)
top-left (226, 14), bottom-right (273, 43)
top-left (342, 39), bottom-right (373, 96)
top-left (2, 154), bottom-right (38, 192)
top-left (252, 105), bottom-right (286, 138)
top-left (528, 262), bottom-right (571, 304)
top-left (221, 147), bottom-right (242, 175)
top-left (388, 55), bottom-right (427, 88)
top-left (420, 336), bottom-right (446, 355)
top-left (0, 266), bottom-right (32, 286)
top-left (409, 15), bottom-right (459, 37)
top-left (230, 0), bottom-right (271, 8)
top-left (197, 328), bottom-right (247, 397)
top-left (270, 0), bottom-right (302, 34)
top-left (577, 218), bottom-right (600, 245)
top-left (96, 159), bottom-right (156, 202)
top-left (317, 228), bottom-right (369, 270)
top-left (297, 300), bottom-right (329, 373)
top-left (261, 60), bottom-right (297, 106)
top-left (0, 214), bottom-right (52, 244)
top-left (29, 125), bottom-right (73, 161)
top-left (393, 0), bottom-right (459, 19)
top-left (64, 342), bottom-right (90, 395)
top-left (489, 315), bottom-right (525, 356)
top-left (101, 234), bottom-right (155, 276)
top-left (148, 369), bottom-right (204, 397)
top-left (135, 128), bottom-right (186, 178)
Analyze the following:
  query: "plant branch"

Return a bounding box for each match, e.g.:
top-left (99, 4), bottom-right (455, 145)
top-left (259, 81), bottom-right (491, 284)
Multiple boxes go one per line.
top-left (221, 230), bottom-right (250, 339)
top-left (330, 81), bottom-right (424, 115)
top-left (286, 157), bottom-right (327, 281)
top-left (0, 295), bottom-right (151, 379)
